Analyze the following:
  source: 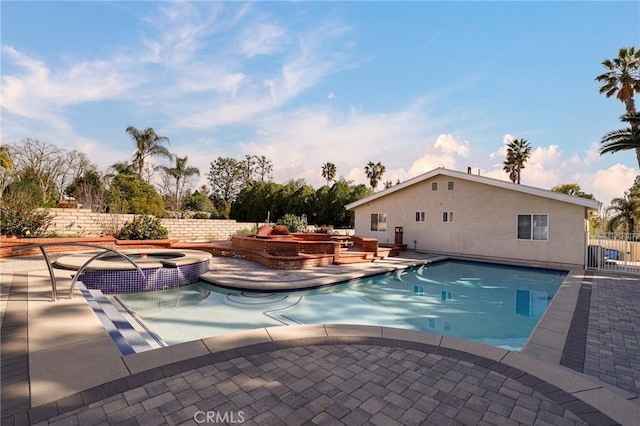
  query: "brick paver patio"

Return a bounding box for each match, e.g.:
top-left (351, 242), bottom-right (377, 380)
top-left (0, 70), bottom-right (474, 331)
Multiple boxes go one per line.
top-left (26, 342), bottom-right (613, 425)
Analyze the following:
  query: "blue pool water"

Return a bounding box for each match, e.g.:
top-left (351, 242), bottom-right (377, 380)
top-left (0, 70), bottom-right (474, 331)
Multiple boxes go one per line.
top-left (112, 260), bottom-right (567, 350)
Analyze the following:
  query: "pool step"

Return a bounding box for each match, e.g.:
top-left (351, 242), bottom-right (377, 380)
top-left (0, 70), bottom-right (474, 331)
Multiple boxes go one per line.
top-left (78, 283), bottom-right (156, 355)
top-left (333, 251), bottom-right (380, 264)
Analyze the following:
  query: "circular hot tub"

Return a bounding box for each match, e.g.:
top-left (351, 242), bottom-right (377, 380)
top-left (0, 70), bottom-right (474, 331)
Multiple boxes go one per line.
top-left (54, 249), bottom-right (212, 294)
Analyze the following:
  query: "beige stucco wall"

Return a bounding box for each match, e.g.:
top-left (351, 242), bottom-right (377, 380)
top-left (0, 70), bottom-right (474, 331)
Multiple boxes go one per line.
top-left (352, 176), bottom-right (589, 268)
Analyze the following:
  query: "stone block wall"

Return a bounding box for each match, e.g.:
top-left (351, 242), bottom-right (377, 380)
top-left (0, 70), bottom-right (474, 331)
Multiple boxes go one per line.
top-left (48, 208), bottom-right (255, 241)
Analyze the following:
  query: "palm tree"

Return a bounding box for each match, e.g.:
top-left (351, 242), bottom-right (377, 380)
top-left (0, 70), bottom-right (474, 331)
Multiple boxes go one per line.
top-left (596, 46), bottom-right (640, 116)
top-left (503, 138), bottom-right (531, 184)
top-left (126, 126), bottom-right (172, 178)
top-left (321, 162), bottom-right (337, 186)
top-left (596, 47), bottom-right (640, 165)
top-left (606, 192), bottom-right (639, 232)
top-left (364, 161), bottom-right (386, 191)
top-left (107, 161), bottom-right (136, 177)
top-left (599, 112), bottom-right (640, 167)
top-left (503, 162), bottom-right (518, 184)
top-left (158, 156), bottom-right (200, 210)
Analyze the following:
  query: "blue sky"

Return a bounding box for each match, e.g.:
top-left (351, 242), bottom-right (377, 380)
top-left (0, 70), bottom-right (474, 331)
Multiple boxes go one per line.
top-left (2, 1), bottom-right (639, 205)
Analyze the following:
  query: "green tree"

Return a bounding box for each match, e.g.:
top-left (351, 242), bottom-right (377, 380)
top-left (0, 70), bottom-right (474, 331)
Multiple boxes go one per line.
top-left (503, 138), bottom-right (532, 184)
top-left (231, 180), bottom-right (280, 223)
top-left (606, 192), bottom-right (639, 232)
top-left (125, 126), bottom-right (172, 178)
top-left (629, 175), bottom-right (640, 200)
top-left (7, 138), bottom-right (93, 205)
top-left (158, 155), bottom-right (200, 210)
top-left (364, 161), bottom-right (386, 191)
top-left (550, 183), bottom-right (595, 200)
top-left (596, 46), bottom-right (640, 165)
top-left (65, 169), bottom-right (105, 210)
top-left (0, 145), bottom-right (13, 171)
top-left (321, 162), bottom-right (337, 186)
top-left (184, 186), bottom-right (216, 214)
top-left (207, 157), bottom-right (244, 218)
top-left (599, 112), bottom-right (640, 167)
top-left (253, 155), bottom-right (274, 182)
top-left (107, 174), bottom-right (164, 216)
top-left (314, 180), bottom-right (371, 228)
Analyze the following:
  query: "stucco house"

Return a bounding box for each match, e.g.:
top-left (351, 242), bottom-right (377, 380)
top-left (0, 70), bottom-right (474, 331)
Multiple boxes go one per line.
top-left (345, 167), bottom-right (601, 269)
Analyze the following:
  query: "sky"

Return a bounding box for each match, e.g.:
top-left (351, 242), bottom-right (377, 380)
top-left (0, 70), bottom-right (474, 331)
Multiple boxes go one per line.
top-left (2, 1), bottom-right (640, 206)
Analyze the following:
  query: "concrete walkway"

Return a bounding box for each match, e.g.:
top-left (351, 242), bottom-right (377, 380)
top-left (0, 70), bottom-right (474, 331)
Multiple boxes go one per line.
top-left (1, 253), bottom-right (639, 425)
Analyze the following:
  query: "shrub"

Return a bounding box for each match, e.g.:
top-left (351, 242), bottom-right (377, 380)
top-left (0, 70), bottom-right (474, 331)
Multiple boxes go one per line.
top-left (107, 175), bottom-right (164, 216)
top-left (315, 225), bottom-right (334, 234)
top-left (191, 211), bottom-right (211, 219)
top-left (277, 214), bottom-right (308, 233)
top-left (116, 215), bottom-right (169, 240)
top-left (0, 196), bottom-right (53, 237)
top-left (234, 226), bottom-right (258, 235)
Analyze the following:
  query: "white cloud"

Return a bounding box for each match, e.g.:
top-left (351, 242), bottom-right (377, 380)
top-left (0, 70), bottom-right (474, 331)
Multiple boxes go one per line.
top-left (327, 92), bottom-right (335, 99)
top-left (1, 46), bottom-right (136, 122)
top-left (408, 153), bottom-right (457, 176)
top-left (238, 23), bottom-right (287, 57)
top-left (575, 163), bottom-right (638, 205)
top-left (488, 133), bottom-right (516, 160)
top-left (236, 102), bottom-right (439, 187)
top-left (433, 133), bottom-right (470, 156)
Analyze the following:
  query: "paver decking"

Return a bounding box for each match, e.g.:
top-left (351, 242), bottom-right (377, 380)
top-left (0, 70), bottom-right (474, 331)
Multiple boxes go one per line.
top-left (570, 272), bottom-right (640, 398)
top-left (27, 342), bottom-right (607, 426)
top-left (1, 253), bottom-right (639, 425)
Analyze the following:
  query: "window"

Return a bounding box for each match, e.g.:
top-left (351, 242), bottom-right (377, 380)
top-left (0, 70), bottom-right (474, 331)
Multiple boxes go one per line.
top-left (432, 182), bottom-right (438, 191)
top-left (517, 214), bottom-right (548, 241)
top-left (370, 213), bottom-right (387, 232)
top-left (442, 211), bottom-right (454, 223)
top-left (447, 181), bottom-right (454, 190)
top-left (415, 211), bottom-right (425, 222)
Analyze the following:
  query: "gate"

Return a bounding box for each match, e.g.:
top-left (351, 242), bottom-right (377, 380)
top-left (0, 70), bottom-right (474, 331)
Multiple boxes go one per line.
top-left (586, 232), bottom-right (640, 274)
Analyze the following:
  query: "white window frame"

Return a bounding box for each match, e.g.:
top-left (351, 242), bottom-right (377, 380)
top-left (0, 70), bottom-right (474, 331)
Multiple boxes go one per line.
top-left (447, 181), bottom-right (455, 190)
top-left (442, 211), bottom-right (454, 223)
top-left (371, 213), bottom-right (387, 232)
top-left (415, 211), bottom-right (425, 222)
top-left (431, 182), bottom-right (438, 191)
top-left (517, 214), bottom-right (548, 241)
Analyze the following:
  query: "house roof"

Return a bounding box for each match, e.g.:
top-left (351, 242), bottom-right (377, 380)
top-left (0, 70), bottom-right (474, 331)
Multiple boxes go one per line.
top-left (345, 167), bottom-right (602, 211)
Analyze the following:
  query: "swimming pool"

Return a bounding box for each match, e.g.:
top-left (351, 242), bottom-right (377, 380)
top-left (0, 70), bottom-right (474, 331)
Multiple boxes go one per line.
top-left (109, 260), bottom-right (567, 351)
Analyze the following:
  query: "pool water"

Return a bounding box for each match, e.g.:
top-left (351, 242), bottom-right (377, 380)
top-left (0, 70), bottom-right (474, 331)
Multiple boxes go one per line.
top-left (112, 260), bottom-right (567, 351)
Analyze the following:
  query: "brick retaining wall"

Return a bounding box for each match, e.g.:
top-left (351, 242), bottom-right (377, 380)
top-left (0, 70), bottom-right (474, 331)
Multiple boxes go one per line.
top-left (47, 208), bottom-right (255, 241)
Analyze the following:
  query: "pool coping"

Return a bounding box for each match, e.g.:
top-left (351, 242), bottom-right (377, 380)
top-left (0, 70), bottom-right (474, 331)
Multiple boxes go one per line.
top-left (4, 255), bottom-right (640, 425)
top-left (54, 248), bottom-right (213, 270)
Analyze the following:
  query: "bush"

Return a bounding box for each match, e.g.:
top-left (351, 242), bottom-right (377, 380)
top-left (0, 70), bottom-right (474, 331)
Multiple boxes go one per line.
top-left (116, 215), bottom-right (169, 240)
top-left (0, 196), bottom-right (53, 237)
top-left (107, 175), bottom-right (164, 216)
top-left (314, 225), bottom-right (334, 234)
top-left (191, 211), bottom-right (211, 219)
top-left (234, 226), bottom-right (257, 235)
top-left (277, 214), bottom-right (308, 233)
